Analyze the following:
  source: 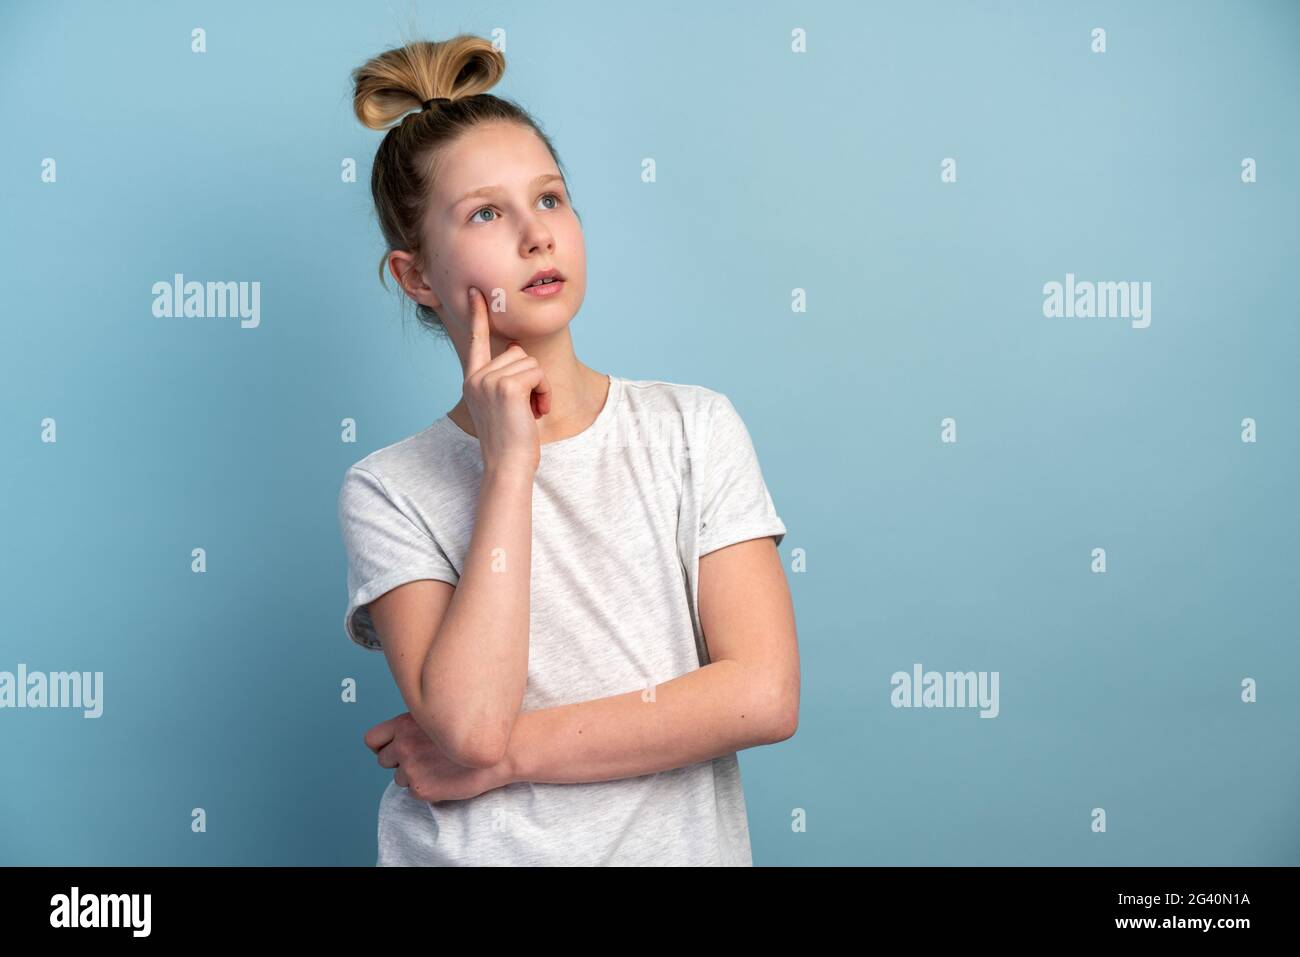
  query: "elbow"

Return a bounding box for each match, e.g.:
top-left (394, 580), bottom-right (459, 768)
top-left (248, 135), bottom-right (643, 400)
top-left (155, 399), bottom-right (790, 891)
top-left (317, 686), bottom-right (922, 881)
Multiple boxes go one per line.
top-left (449, 728), bottom-right (510, 769)
top-left (445, 711), bottom-right (516, 769)
top-left (767, 700), bottom-right (799, 743)
top-left (419, 683), bottom-right (516, 769)
top-left (409, 708), bottom-right (509, 770)
top-left (745, 657), bottom-right (799, 743)
top-left (738, 666), bottom-right (799, 744)
top-left (762, 683), bottom-right (800, 743)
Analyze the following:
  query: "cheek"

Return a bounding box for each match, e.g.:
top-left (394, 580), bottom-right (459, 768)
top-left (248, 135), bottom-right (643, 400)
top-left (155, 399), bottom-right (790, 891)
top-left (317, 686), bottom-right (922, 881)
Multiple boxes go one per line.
top-left (427, 258), bottom-right (477, 300)
top-left (558, 218), bottom-right (585, 260)
top-left (446, 243), bottom-right (503, 286)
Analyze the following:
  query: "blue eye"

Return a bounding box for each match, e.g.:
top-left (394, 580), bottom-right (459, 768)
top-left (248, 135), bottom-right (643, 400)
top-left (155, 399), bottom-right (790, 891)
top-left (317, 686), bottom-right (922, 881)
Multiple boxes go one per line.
top-left (468, 192), bottom-right (563, 224)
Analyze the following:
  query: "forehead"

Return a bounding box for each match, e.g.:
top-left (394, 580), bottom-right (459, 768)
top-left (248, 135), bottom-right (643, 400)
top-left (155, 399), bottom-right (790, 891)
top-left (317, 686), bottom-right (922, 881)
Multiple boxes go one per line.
top-left (431, 122), bottom-right (556, 201)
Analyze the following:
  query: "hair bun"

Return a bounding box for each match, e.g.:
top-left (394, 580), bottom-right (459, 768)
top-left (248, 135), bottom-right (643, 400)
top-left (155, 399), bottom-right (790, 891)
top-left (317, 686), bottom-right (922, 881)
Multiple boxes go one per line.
top-left (352, 35), bottom-right (506, 131)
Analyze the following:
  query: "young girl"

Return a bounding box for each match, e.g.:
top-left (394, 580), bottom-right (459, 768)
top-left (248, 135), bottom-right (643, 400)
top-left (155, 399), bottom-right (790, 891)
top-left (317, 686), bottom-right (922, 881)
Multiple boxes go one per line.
top-left (338, 34), bottom-right (799, 866)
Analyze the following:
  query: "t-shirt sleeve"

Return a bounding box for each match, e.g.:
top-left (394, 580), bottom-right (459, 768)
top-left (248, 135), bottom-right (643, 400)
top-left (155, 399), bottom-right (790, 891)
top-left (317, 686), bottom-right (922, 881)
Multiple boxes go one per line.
top-left (697, 393), bottom-right (787, 557)
top-left (337, 465), bottom-right (460, 652)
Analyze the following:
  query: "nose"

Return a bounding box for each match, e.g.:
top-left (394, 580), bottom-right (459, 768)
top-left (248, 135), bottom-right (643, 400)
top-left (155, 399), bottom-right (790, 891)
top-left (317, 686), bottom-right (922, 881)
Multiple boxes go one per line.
top-left (520, 213), bottom-right (555, 256)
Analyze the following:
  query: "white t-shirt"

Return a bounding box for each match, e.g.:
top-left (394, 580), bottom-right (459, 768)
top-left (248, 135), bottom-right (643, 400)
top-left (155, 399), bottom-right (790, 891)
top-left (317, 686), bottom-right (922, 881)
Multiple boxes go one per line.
top-left (337, 374), bottom-right (787, 866)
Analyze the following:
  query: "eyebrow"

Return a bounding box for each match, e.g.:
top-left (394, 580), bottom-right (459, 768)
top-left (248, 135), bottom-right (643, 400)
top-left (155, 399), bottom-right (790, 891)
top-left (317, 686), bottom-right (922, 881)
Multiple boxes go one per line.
top-left (450, 173), bottom-right (566, 212)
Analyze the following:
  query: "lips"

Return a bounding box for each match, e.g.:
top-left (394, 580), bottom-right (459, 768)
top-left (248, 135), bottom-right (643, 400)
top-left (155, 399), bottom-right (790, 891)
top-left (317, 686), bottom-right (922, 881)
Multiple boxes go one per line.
top-left (522, 268), bottom-right (563, 290)
top-left (521, 277), bottom-right (565, 298)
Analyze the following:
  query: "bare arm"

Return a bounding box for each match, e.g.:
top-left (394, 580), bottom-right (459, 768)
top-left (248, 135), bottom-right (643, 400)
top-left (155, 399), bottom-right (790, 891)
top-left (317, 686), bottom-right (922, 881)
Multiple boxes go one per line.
top-left (367, 287), bottom-right (551, 769)
top-left (500, 535), bottom-right (799, 784)
top-left (369, 466), bottom-right (534, 769)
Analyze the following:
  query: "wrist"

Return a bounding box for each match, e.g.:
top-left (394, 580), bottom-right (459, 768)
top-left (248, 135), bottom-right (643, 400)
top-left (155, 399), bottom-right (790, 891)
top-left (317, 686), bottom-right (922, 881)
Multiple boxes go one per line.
top-left (482, 461), bottom-right (536, 488)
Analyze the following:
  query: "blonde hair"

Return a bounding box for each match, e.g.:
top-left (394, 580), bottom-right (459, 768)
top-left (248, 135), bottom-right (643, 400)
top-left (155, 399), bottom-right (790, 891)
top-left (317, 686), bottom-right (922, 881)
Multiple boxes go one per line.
top-left (351, 35), bottom-right (572, 338)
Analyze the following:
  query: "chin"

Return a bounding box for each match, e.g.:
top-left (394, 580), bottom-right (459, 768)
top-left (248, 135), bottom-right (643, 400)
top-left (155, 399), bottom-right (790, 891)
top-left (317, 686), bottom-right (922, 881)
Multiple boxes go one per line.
top-left (504, 285), bottom-right (583, 333)
top-left (497, 309), bottom-right (578, 338)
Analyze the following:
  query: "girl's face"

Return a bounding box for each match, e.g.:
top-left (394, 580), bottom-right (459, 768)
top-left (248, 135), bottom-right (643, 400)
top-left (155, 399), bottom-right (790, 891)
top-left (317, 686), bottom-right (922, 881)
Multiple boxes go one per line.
top-left (418, 121), bottom-right (586, 348)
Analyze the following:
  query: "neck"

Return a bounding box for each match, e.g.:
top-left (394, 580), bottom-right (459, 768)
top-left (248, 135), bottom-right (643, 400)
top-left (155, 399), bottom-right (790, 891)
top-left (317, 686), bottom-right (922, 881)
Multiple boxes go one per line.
top-left (449, 324), bottom-right (607, 443)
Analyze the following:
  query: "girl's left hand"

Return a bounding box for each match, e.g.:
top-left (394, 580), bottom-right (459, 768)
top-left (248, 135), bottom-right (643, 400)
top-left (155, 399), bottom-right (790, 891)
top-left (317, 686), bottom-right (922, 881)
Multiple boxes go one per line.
top-left (364, 712), bottom-right (514, 803)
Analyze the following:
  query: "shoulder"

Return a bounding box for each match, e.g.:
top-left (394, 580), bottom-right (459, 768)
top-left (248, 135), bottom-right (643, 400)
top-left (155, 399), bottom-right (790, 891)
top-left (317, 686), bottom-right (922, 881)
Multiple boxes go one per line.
top-left (611, 377), bottom-right (760, 456)
top-left (346, 420), bottom-right (443, 473)
top-left (337, 419), bottom-right (464, 506)
top-left (613, 377), bottom-right (741, 453)
top-left (615, 376), bottom-right (733, 420)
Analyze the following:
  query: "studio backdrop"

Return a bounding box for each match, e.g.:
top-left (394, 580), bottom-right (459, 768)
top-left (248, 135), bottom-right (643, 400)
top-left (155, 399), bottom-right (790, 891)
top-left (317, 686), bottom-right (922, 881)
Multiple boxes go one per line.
top-left (2, 0), bottom-right (1297, 865)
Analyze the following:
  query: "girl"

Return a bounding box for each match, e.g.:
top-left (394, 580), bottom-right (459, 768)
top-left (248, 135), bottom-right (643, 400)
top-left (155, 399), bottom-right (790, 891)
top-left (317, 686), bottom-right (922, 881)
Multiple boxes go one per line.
top-left (339, 34), bottom-right (799, 866)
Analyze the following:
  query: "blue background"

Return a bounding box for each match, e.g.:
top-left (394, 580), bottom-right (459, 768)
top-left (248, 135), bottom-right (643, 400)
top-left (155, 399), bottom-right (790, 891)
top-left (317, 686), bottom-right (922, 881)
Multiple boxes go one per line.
top-left (1, 0), bottom-right (1297, 865)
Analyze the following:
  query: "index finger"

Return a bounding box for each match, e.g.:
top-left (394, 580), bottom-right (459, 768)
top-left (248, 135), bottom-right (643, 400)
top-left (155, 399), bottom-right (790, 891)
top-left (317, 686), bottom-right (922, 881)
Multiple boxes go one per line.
top-left (465, 286), bottom-right (491, 379)
top-left (531, 367), bottom-right (552, 419)
top-left (363, 717), bottom-right (398, 753)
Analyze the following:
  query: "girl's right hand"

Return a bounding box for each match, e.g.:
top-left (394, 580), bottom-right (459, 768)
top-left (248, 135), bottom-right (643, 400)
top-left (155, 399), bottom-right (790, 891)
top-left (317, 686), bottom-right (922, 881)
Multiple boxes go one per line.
top-left (462, 286), bottom-right (553, 476)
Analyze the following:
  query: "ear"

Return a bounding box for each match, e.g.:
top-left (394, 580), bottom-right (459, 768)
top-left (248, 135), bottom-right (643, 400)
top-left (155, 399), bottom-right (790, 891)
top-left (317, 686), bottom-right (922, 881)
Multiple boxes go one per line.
top-left (389, 251), bottom-right (438, 309)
